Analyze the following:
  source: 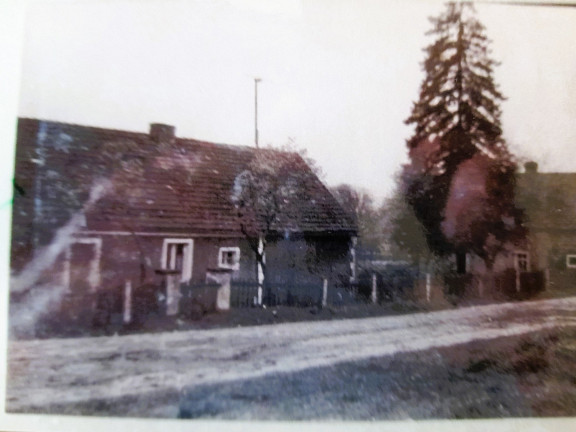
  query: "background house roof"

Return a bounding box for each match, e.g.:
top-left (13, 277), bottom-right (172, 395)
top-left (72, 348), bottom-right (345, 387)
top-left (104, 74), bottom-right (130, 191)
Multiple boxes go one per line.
top-left (517, 162), bottom-right (576, 231)
top-left (13, 118), bottom-right (357, 238)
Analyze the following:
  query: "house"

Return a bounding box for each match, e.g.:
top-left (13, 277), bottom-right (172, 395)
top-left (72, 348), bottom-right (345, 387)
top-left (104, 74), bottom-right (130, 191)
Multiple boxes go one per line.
top-left (10, 118), bottom-right (357, 326)
top-left (514, 161), bottom-right (576, 292)
top-left (443, 160), bottom-right (576, 299)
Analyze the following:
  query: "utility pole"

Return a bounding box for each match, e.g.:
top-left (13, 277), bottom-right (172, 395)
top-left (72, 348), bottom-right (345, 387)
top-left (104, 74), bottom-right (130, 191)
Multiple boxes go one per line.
top-left (254, 78), bottom-right (261, 148)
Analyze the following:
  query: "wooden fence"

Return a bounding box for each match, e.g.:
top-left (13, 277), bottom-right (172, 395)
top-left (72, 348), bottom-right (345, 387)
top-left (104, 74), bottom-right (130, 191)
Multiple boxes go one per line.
top-left (230, 281), bottom-right (261, 308)
top-left (356, 265), bottom-right (418, 303)
top-left (229, 280), bottom-right (360, 308)
top-left (495, 269), bottom-right (545, 300)
top-left (443, 269), bottom-right (546, 300)
top-left (179, 282), bottom-right (221, 316)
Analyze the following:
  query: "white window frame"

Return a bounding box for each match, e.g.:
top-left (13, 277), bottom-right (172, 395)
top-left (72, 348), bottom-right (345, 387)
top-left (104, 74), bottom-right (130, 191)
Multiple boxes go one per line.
top-left (161, 238), bottom-right (194, 283)
top-left (514, 250), bottom-right (530, 272)
top-left (566, 254), bottom-right (576, 269)
top-left (63, 237), bottom-right (102, 292)
top-left (218, 246), bottom-right (240, 270)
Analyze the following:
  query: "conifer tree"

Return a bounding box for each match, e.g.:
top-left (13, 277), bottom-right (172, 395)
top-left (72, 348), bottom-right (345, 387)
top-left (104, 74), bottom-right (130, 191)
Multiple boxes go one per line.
top-left (403, 2), bottom-right (522, 266)
top-left (406, 2), bottom-right (507, 151)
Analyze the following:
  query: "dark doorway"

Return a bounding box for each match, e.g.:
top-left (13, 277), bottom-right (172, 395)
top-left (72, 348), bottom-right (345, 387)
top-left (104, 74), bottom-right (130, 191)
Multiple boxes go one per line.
top-left (456, 252), bottom-right (467, 274)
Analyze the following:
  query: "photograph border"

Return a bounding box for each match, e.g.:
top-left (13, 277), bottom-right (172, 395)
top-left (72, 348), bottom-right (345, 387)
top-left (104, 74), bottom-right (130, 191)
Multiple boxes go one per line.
top-left (1, 1), bottom-right (575, 431)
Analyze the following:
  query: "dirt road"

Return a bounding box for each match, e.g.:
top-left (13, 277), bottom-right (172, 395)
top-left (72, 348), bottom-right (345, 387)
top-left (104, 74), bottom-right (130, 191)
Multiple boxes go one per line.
top-left (6, 297), bottom-right (576, 414)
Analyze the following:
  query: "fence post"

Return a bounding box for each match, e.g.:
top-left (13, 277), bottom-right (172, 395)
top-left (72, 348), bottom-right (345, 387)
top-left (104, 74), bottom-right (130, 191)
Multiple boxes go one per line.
top-left (371, 273), bottom-right (378, 304)
top-left (257, 237), bottom-right (265, 306)
top-left (322, 278), bottom-right (328, 308)
top-left (515, 268), bottom-right (521, 293)
top-left (544, 268), bottom-right (550, 291)
top-left (166, 273), bottom-right (182, 315)
top-left (426, 273), bottom-right (431, 303)
top-left (257, 286), bottom-right (263, 306)
top-left (206, 268), bottom-right (232, 311)
top-left (123, 279), bottom-right (132, 324)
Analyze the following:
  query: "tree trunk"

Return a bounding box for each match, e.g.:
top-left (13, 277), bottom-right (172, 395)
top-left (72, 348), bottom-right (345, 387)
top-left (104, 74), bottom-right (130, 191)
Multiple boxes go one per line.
top-left (482, 262), bottom-right (495, 298)
top-left (256, 236), bottom-right (269, 306)
top-left (456, 251), bottom-right (467, 274)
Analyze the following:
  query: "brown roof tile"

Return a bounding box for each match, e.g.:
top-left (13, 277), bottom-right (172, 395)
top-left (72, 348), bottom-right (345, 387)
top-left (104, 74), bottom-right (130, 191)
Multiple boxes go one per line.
top-left (517, 170), bottom-right (576, 230)
top-left (13, 118), bottom-right (357, 238)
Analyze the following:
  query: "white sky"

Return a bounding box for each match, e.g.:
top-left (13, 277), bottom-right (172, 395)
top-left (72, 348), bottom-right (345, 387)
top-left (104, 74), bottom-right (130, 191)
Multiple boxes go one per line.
top-left (13, 0), bottom-right (576, 204)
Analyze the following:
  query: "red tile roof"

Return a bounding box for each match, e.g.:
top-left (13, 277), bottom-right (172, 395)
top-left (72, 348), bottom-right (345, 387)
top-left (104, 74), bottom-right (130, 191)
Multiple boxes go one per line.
top-left (517, 170), bottom-right (576, 231)
top-left (13, 118), bottom-right (357, 237)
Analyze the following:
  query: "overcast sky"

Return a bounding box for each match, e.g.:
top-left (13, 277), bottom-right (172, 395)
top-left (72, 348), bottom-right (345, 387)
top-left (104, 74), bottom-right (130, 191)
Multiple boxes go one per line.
top-left (14, 0), bottom-right (576, 203)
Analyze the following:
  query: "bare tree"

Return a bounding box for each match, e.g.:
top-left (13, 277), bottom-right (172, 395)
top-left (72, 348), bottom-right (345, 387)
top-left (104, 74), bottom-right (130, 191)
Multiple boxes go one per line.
top-left (330, 184), bottom-right (383, 255)
top-left (231, 146), bottom-right (318, 304)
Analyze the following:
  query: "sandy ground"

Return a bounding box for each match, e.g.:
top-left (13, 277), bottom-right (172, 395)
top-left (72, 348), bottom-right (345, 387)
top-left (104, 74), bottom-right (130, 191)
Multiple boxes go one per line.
top-left (6, 297), bottom-right (576, 417)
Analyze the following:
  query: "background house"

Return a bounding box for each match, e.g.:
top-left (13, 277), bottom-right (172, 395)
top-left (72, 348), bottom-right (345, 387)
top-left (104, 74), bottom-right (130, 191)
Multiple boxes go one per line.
top-left (11, 118), bottom-right (357, 327)
top-left (443, 160), bottom-right (576, 300)
top-left (515, 161), bottom-right (576, 292)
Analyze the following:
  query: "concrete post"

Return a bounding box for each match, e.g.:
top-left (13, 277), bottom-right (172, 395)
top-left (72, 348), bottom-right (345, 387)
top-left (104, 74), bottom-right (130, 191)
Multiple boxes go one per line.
top-left (154, 269), bottom-right (182, 316)
top-left (258, 287), bottom-right (263, 306)
top-left (322, 278), bottom-right (328, 308)
top-left (371, 273), bottom-right (378, 304)
top-left (165, 273), bottom-right (181, 316)
top-left (426, 273), bottom-right (431, 303)
top-left (123, 280), bottom-right (132, 324)
top-left (206, 269), bottom-right (232, 311)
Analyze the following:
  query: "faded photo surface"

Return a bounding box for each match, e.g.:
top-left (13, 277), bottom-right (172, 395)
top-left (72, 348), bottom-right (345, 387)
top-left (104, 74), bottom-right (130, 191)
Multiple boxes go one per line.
top-left (2, 0), bottom-right (576, 429)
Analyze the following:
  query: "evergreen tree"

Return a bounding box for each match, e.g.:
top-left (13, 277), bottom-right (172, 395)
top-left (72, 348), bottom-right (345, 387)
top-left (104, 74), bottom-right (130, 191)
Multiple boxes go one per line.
top-left (403, 1), bottom-right (522, 265)
top-left (406, 1), bottom-right (506, 156)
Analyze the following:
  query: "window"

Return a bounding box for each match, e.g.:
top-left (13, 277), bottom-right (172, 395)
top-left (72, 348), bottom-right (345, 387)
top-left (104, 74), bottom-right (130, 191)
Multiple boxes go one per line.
top-left (219, 247), bottom-right (240, 270)
top-left (63, 237), bottom-right (102, 292)
top-left (161, 239), bottom-right (193, 283)
top-left (514, 251), bottom-right (529, 272)
top-left (566, 255), bottom-right (576, 269)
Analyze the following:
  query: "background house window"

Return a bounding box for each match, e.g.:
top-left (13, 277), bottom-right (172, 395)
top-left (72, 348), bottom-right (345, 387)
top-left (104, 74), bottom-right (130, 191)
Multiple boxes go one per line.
top-left (514, 252), bottom-right (529, 272)
top-left (566, 254), bottom-right (576, 269)
top-left (219, 247), bottom-right (240, 270)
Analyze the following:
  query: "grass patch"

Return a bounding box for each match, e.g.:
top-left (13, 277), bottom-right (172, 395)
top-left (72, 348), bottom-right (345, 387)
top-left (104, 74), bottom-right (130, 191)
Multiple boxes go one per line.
top-left (441, 326), bottom-right (576, 416)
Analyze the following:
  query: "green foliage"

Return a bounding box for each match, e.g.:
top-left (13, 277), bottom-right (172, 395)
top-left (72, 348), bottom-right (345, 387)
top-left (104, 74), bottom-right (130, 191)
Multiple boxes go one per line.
top-left (381, 180), bottom-right (429, 262)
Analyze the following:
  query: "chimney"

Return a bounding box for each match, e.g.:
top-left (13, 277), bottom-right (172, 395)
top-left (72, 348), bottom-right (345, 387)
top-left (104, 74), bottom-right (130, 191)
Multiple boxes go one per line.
top-left (149, 123), bottom-right (176, 144)
top-left (524, 161), bottom-right (538, 174)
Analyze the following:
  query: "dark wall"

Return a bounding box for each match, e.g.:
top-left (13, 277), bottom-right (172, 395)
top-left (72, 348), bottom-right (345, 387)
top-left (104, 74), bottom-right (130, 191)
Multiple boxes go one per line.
top-left (191, 237), bottom-right (252, 283)
top-left (99, 235), bottom-right (161, 289)
top-left (264, 234), bottom-right (353, 285)
top-left (19, 231), bottom-right (353, 307)
top-left (98, 235), bottom-right (248, 288)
